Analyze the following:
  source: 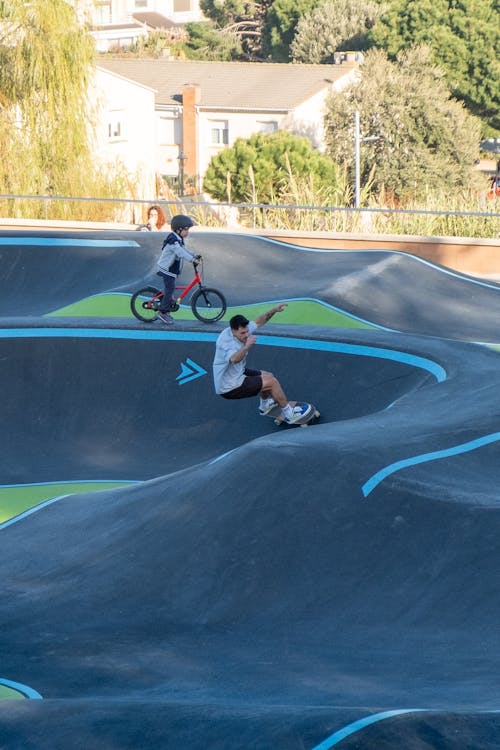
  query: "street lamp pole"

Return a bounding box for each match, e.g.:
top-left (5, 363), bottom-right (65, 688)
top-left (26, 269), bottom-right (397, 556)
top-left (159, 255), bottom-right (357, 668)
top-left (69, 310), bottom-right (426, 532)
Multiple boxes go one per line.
top-left (177, 151), bottom-right (187, 197)
top-left (353, 110), bottom-right (379, 209)
top-left (354, 110), bottom-right (361, 209)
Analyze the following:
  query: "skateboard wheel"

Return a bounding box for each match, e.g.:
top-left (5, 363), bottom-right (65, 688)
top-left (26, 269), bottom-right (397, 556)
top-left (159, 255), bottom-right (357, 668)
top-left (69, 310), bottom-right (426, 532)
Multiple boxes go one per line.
top-left (314, 410), bottom-right (320, 418)
top-left (274, 419), bottom-right (281, 426)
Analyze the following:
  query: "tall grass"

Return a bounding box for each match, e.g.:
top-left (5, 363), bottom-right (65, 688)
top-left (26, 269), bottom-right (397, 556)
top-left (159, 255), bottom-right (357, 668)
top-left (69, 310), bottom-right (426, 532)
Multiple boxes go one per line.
top-left (0, 185), bottom-right (497, 238)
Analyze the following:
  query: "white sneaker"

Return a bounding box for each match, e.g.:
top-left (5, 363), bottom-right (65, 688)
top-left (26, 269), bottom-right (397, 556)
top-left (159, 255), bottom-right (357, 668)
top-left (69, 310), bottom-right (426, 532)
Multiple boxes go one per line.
top-left (259, 398), bottom-right (278, 415)
top-left (284, 404), bottom-right (311, 424)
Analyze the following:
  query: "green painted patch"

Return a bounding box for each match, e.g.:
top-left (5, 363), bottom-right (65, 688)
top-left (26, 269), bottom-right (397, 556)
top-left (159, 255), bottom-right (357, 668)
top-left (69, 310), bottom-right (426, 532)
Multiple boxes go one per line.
top-left (47, 294), bottom-right (206, 321)
top-left (0, 481), bottom-right (135, 524)
top-left (229, 300), bottom-right (375, 329)
top-left (47, 293), bottom-right (136, 318)
top-left (47, 294), bottom-right (376, 330)
top-left (0, 685), bottom-right (25, 700)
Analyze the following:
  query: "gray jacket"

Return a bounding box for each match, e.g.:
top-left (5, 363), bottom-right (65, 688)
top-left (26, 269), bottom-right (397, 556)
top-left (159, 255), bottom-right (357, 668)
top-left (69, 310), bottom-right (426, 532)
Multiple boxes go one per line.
top-left (157, 231), bottom-right (197, 277)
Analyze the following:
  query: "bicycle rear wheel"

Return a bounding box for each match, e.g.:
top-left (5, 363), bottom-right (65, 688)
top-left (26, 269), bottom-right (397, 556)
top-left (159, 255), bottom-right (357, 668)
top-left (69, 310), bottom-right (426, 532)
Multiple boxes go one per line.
top-left (130, 286), bottom-right (162, 322)
top-left (191, 287), bottom-right (226, 323)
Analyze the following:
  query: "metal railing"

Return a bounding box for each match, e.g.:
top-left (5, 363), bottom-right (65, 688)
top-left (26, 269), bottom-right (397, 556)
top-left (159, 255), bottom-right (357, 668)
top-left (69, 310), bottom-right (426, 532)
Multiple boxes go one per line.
top-left (0, 192), bottom-right (498, 239)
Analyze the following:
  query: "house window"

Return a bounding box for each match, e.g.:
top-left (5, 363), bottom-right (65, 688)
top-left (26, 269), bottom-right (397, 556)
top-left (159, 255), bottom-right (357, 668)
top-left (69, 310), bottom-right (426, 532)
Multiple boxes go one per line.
top-left (95, 1), bottom-right (112, 24)
top-left (174, 0), bottom-right (193, 10)
top-left (257, 121), bottom-right (278, 135)
top-left (135, 0), bottom-right (148, 7)
top-left (159, 116), bottom-right (176, 144)
top-left (210, 120), bottom-right (228, 146)
top-left (108, 111), bottom-right (125, 141)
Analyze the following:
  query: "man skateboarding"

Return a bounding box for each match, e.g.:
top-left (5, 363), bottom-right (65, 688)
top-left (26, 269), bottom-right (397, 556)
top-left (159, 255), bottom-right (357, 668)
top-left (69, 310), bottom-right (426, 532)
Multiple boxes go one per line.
top-left (212, 303), bottom-right (311, 424)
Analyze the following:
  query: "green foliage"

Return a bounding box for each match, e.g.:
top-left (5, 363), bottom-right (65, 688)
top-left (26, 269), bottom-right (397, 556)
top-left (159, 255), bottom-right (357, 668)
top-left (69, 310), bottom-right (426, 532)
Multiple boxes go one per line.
top-left (200, 0), bottom-right (252, 26)
top-left (188, 1), bottom-right (273, 60)
top-left (261, 0), bottom-right (319, 61)
top-left (291, 0), bottom-right (384, 63)
top-left (203, 130), bottom-right (344, 204)
top-left (369, 0), bottom-right (500, 130)
top-left (0, 0), bottom-right (128, 206)
top-left (324, 47), bottom-right (482, 203)
top-left (184, 21), bottom-right (243, 60)
top-left (124, 30), bottom-right (188, 58)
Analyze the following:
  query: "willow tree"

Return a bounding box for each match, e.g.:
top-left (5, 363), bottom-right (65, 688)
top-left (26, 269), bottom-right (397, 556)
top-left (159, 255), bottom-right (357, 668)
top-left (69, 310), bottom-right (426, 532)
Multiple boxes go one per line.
top-left (0, 0), bottom-right (126, 210)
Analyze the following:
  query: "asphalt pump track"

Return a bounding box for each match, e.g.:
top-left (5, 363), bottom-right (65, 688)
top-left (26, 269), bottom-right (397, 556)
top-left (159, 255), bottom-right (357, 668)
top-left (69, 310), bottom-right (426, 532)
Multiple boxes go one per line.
top-left (1, 229), bottom-right (500, 749)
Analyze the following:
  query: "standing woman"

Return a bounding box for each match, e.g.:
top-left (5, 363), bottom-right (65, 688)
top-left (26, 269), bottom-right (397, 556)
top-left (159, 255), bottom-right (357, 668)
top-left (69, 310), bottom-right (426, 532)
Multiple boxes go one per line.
top-left (139, 204), bottom-right (167, 231)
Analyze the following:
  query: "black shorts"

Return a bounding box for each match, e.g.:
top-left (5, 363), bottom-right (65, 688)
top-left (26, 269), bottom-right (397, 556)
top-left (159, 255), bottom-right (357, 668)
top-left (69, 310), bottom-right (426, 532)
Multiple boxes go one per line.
top-left (221, 369), bottom-right (262, 400)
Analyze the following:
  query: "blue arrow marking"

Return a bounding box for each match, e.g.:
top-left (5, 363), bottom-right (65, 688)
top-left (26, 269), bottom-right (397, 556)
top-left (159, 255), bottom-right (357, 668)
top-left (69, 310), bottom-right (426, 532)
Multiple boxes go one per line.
top-left (176, 358), bottom-right (207, 385)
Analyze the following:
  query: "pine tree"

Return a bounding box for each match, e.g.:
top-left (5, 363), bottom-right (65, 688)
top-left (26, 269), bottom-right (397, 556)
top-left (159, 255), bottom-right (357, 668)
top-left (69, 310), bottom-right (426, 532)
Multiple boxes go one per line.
top-left (189, 0), bottom-right (274, 60)
top-left (369, 0), bottom-right (500, 129)
top-left (261, 0), bottom-right (319, 61)
top-left (203, 130), bottom-right (343, 203)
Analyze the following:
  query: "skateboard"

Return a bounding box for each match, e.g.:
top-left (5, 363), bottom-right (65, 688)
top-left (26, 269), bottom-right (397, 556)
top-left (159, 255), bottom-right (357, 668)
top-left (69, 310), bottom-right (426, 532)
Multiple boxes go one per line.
top-left (261, 401), bottom-right (320, 427)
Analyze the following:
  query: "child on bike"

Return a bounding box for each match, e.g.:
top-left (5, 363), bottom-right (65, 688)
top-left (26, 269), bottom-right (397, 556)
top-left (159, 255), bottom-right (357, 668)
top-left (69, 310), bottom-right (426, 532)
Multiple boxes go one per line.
top-left (157, 214), bottom-right (200, 325)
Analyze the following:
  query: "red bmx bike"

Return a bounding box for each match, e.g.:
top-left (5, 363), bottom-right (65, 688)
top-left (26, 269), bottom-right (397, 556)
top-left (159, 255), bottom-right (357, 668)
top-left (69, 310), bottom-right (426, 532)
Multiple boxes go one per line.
top-left (130, 258), bottom-right (226, 324)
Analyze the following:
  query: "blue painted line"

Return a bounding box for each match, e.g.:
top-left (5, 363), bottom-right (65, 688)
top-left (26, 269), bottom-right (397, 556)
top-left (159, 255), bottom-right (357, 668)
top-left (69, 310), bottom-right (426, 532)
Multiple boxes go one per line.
top-left (0, 237), bottom-right (139, 248)
top-left (177, 372), bottom-right (204, 385)
top-left (257, 236), bottom-right (500, 292)
top-left (0, 328), bottom-right (445, 381)
top-left (0, 495), bottom-right (71, 530)
top-left (362, 431), bottom-right (500, 497)
top-left (310, 709), bottom-right (426, 749)
top-left (0, 678), bottom-right (43, 700)
top-left (259, 336), bottom-right (446, 382)
top-left (209, 448), bottom-right (239, 465)
top-left (0, 327), bottom-right (219, 342)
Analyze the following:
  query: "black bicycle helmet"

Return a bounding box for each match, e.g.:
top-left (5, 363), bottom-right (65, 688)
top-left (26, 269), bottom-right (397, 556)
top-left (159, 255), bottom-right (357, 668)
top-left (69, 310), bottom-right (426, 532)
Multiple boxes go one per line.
top-left (171, 214), bottom-right (195, 232)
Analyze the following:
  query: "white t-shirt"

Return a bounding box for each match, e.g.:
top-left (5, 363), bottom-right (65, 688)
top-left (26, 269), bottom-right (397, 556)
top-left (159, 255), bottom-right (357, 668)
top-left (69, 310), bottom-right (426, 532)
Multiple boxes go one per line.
top-left (213, 321), bottom-right (258, 394)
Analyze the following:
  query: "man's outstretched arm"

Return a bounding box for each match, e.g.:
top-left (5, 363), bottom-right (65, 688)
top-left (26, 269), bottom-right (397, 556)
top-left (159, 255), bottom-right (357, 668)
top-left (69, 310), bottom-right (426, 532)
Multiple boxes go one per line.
top-left (254, 303), bottom-right (288, 329)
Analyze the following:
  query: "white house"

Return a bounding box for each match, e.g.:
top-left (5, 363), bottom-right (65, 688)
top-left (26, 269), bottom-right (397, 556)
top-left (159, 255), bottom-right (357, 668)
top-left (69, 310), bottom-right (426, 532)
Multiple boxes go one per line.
top-left (68, 0), bottom-right (204, 51)
top-left (96, 56), bottom-right (361, 195)
top-left (91, 67), bottom-right (158, 197)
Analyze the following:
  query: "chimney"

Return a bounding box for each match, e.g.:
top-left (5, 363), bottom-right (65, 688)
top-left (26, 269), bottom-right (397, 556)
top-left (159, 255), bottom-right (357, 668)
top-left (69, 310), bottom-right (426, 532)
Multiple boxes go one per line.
top-left (182, 84), bottom-right (201, 179)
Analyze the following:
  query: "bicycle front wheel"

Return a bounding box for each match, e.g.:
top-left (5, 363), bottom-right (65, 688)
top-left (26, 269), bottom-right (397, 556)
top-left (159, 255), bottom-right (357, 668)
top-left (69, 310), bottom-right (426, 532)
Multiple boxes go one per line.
top-left (191, 287), bottom-right (226, 323)
top-left (130, 286), bottom-right (162, 322)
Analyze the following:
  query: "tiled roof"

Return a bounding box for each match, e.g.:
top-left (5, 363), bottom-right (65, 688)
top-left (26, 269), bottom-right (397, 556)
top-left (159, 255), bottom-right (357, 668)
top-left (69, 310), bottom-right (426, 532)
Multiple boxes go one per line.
top-left (92, 22), bottom-right (142, 31)
top-left (132, 12), bottom-right (181, 29)
top-left (97, 58), bottom-right (358, 110)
